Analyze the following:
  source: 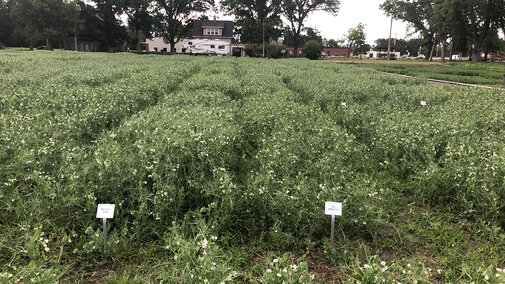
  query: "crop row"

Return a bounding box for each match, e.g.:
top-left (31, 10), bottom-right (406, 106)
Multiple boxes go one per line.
top-left (369, 63), bottom-right (505, 85)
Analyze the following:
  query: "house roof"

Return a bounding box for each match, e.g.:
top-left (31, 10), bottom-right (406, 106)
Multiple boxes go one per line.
top-left (192, 20), bottom-right (234, 38)
top-left (375, 40), bottom-right (396, 50)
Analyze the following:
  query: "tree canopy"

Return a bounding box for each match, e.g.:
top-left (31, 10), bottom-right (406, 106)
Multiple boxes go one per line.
top-left (283, 27), bottom-right (323, 47)
top-left (154, 0), bottom-right (213, 52)
top-left (9, 0), bottom-right (79, 49)
top-left (381, 0), bottom-right (505, 61)
top-left (221, 0), bottom-right (282, 47)
top-left (346, 23), bottom-right (369, 58)
top-left (281, 0), bottom-right (340, 56)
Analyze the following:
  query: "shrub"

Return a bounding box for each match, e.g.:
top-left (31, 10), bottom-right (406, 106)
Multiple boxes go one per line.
top-left (244, 44), bottom-right (261, 57)
top-left (244, 43), bottom-right (287, 58)
top-left (302, 40), bottom-right (323, 60)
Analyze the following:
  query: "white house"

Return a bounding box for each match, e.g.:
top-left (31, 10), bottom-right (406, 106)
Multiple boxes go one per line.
top-left (367, 50), bottom-right (401, 59)
top-left (143, 37), bottom-right (184, 53)
top-left (143, 19), bottom-right (245, 56)
top-left (367, 41), bottom-right (401, 59)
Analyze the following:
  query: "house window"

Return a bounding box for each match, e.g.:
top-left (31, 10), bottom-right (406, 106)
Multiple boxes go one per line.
top-left (210, 45), bottom-right (215, 48)
top-left (218, 45), bottom-right (225, 49)
top-left (206, 28), bottom-right (219, 35)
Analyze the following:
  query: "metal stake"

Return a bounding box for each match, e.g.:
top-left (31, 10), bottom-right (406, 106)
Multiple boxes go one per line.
top-left (330, 214), bottom-right (335, 246)
top-left (103, 218), bottom-right (107, 257)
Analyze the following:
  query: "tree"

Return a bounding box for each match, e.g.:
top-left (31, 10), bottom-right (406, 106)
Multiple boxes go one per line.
top-left (481, 29), bottom-right (503, 60)
top-left (283, 27), bottom-right (323, 49)
top-left (221, 0), bottom-right (282, 56)
top-left (91, 0), bottom-right (128, 51)
top-left (76, 1), bottom-right (127, 51)
top-left (244, 42), bottom-right (286, 58)
top-left (326, 39), bottom-right (337, 47)
top-left (10, 0), bottom-right (79, 50)
top-left (118, 0), bottom-right (154, 50)
top-left (154, 0), bottom-right (213, 53)
top-left (305, 27), bottom-right (323, 44)
top-left (346, 23), bottom-right (368, 58)
top-left (374, 37), bottom-right (423, 56)
top-left (232, 17), bottom-right (282, 45)
top-left (381, 0), bottom-right (436, 60)
top-left (0, 0), bottom-right (12, 46)
top-left (326, 38), bottom-right (345, 48)
top-left (460, 0), bottom-right (505, 62)
top-left (281, 0), bottom-right (339, 56)
top-left (302, 39), bottom-right (323, 60)
top-left (382, 0), bottom-right (505, 62)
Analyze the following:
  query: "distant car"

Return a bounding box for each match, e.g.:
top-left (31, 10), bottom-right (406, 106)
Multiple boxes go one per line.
top-left (321, 52), bottom-right (328, 57)
top-left (36, 45), bottom-right (47, 50)
top-left (401, 54), bottom-right (408, 59)
top-left (417, 54), bottom-right (426, 60)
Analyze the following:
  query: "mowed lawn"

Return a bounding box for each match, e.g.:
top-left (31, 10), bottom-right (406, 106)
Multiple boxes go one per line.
top-left (1, 50), bottom-right (505, 283)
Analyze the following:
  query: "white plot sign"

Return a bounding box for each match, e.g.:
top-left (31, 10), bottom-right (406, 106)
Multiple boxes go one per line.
top-left (325, 202), bottom-right (342, 216)
top-left (96, 204), bottom-right (115, 257)
top-left (325, 201), bottom-right (342, 246)
top-left (96, 204), bottom-right (115, 219)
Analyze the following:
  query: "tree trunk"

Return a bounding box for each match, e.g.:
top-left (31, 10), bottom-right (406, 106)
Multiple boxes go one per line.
top-left (46, 38), bottom-right (53, 50)
top-left (262, 20), bottom-right (265, 58)
top-left (441, 39), bottom-right (446, 63)
top-left (471, 19), bottom-right (490, 62)
top-left (428, 34), bottom-right (436, 61)
top-left (293, 34), bottom-right (299, 57)
top-left (136, 29), bottom-right (140, 52)
top-left (29, 39), bottom-right (33, 51)
top-left (170, 37), bottom-right (176, 53)
top-left (75, 22), bottom-right (78, 51)
top-left (449, 41), bottom-right (454, 61)
top-left (472, 46), bottom-right (481, 62)
top-left (429, 43), bottom-right (435, 61)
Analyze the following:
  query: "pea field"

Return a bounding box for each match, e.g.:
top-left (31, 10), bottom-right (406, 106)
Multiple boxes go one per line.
top-left (332, 58), bottom-right (505, 86)
top-left (1, 50), bottom-right (505, 283)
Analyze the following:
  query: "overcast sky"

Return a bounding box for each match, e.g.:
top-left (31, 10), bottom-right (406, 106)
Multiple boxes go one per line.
top-left (218, 0), bottom-right (413, 44)
top-left (305, 0), bottom-right (412, 43)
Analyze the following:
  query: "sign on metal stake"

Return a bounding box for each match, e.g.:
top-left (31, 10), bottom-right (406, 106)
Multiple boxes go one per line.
top-left (96, 204), bottom-right (115, 258)
top-left (103, 218), bottom-right (107, 255)
top-left (325, 202), bottom-right (342, 246)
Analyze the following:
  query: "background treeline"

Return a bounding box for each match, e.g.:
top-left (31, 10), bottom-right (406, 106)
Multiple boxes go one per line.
top-left (1, 0), bottom-right (504, 60)
top-left (0, 0), bottom-right (340, 55)
top-left (381, 0), bottom-right (505, 62)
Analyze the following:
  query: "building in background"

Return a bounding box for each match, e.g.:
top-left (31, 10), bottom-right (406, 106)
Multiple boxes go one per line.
top-left (367, 41), bottom-right (400, 59)
top-left (285, 47), bottom-right (351, 57)
top-left (142, 19), bottom-right (244, 56)
top-left (142, 37), bottom-right (184, 52)
top-left (182, 19), bottom-right (240, 56)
